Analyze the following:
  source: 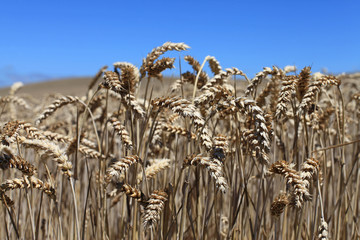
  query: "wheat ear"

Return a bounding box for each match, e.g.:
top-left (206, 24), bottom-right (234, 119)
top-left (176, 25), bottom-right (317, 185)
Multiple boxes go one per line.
top-left (108, 117), bottom-right (133, 149)
top-left (143, 190), bottom-right (168, 229)
top-left (36, 96), bottom-right (79, 125)
top-left (184, 154), bottom-right (228, 193)
top-left (152, 96), bottom-right (212, 150)
top-left (18, 137), bottom-right (73, 178)
top-left (106, 155), bottom-right (140, 183)
top-left (137, 158), bottom-right (170, 184)
top-left (140, 42), bottom-right (190, 79)
top-left (269, 160), bottom-right (311, 208)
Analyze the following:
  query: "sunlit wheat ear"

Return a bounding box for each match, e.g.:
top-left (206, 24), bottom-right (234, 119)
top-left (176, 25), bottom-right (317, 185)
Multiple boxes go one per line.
top-left (1, 120), bottom-right (22, 145)
top-left (113, 62), bottom-right (140, 94)
top-left (137, 158), bottom-right (170, 184)
top-left (269, 160), bottom-right (311, 208)
top-left (275, 75), bottom-right (298, 119)
top-left (0, 147), bottom-right (36, 176)
top-left (147, 57), bottom-right (176, 80)
top-left (168, 113), bottom-right (180, 123)
top-left (7, 82), bottom-right (28, 119)
top-left (184, 154), bottom-right (228, 193)
top-left (35, 95), bottom-right (79, 125)
top-left (297, 75), bottom-right (340, 115)
top-left (234, 97), bottom-right (271, 165)
top-left (24, 123), bottom-right (97, 149)
top-left (184, 55), bottom-right (209, 88)
top-left (77, 145), bottom-right (106, 159)
top-left (194, 85), bottom-right (233, 107)
top-left (245, 66), bottom-right (283, 97)
top-left (9, 82), bottom-right (24, 96)
top-left (119, 183), bottom-right (146, 202)
top-left (143, 190), bottom-right (168, 229)
top-left (300, 158), bottom-right (321, 187)
top-left (121, 94), bottom-right (146, 118)
top-left (311, 106), bottom-right (335, 132)
top-left (283, 65), bottom-right (297, 73)
top-left (100, 71), bottom-right (126, 95)
top-left (105, 155), bottom-right (140, 183)
top-left (207, 56), bottom-right (222, 75)
top-left (18, 136), bottom-right (73, 178)
top-left (16, 122), bottom-right (101, 158)
top-left (151, 117), bottom-right (165, 148)
top-left (169, 79), bottom-right (183, 93)
top-left (201, 67), bottom-right (244, 90)
top-left (151, 96), bottom-right (212, 150)
top-left (318, 218), bottom-right (329, 240)
top-left (162, 123), bottom-right (197, 140)
top-left (212, 134), bottom-right (228, 162)
top-left (270, 192), bottom-right (289, 217)
top-left (108, 117), bottom-right (133, 149)
top-left (87, 92), bottom-right (107, 112)
top-left (0, 176), bottom-right (56, 200)
top-left (0, 96), bottom-right (30, 110)
top-left (0, 191), bottom-right (14, 207)
top-left (140, 42), bottom-right (190, 79)
top-left (296, 66), bottom-right (311, 101)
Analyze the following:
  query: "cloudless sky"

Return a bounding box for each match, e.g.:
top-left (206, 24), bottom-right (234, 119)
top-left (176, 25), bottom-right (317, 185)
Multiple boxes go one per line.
top-left (0, 0), bottom-right (359, 87)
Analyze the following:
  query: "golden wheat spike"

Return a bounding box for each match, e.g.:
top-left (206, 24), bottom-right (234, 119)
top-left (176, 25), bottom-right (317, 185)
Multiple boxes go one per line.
top-left (201, 67), bottom-right (244, 90)
top-left (194, 85), bottom-right (232, 107)
top-left (108, 117), bottom-right (133, 149)
top-left (36, 95), bottom-right (79, 125)
top-left (269, 160), bottom-right (311, 208)
top-left (121, 94), bottom-right (146, 118)
top-left (113, 62), bottom-right (140, 94)
top-left (1, 120), bottom-right (23, 145)
top-left (297, 75), bottom-right (340, 115)
top-left (207, 56), bottom-right (222, 75)
top-left (275, 75), bottom-right (298, 119)
top-left (143, 190), bottom-right (168, 229)
top-left (234, 97), bottom-right (271, 164)
top-left (106, 155), bottom-right (140, 182)
top-left (162, 123), bottom-right (197, 140)
top-left (318, 218), bottom-right (329, 240)
top-left (184, 154), bottom-right (228, 193)
top-left (212, 134), bottom-right (228, 161)
top-left (148, 57), bottom-right (176, 80)
top-left (270, 192), bottom-right (289, 217)
top-left (0, 96), bottom-right (30, 110)
top-left (18, 136), bottom-right (73, 178)
top-left (0, 146), bottom-right (36, 175)
top-left (140, 42), bottom-right (190, 79)
top-left (184, 55), bottom-right (209, 87)
top-left (296, 66), bottom-right (312, 101)
top-left (245, 66), bottom-right (284, 97)
top-left (137, 158), bottom-right (170, 184)
top-left (100, 71), bottom-right (126, 95)
top-left (120, 183), bottom-right (146, 202)
top-left (300, 158), bottom-right (321, 186)
top-left (0, 176), bottom-right (55, 200)
top-left (152, 96), bottom-right (212, 150)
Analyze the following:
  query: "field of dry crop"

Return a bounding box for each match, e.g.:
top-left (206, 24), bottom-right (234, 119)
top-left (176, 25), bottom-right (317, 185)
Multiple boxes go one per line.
top-left (0, 42), bottom-right (359, 239)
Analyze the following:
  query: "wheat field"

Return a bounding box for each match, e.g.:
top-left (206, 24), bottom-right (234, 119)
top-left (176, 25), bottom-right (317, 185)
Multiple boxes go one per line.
top-left (0, 42), bottom-right (359, 239)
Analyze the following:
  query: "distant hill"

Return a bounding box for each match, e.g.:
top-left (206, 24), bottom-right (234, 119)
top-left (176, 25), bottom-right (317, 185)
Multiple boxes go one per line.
top-left (0, 77), bottom-right (93, 97)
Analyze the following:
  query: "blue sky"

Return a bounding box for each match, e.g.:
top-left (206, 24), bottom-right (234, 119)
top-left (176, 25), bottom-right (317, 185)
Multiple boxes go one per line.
top-left (0, 0), bottom-right (359, 87)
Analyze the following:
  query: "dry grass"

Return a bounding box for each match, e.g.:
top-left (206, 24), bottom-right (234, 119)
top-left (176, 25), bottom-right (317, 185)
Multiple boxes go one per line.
top-left (0, 42), bottom-right (359, 239)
